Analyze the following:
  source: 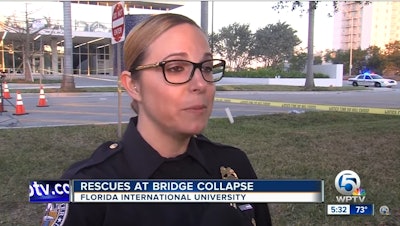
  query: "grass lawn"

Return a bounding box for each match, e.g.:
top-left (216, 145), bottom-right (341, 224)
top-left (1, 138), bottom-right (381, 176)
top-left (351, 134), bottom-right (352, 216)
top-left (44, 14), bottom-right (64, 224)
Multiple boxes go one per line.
top-left (0, 112), bottom-right (399, 225)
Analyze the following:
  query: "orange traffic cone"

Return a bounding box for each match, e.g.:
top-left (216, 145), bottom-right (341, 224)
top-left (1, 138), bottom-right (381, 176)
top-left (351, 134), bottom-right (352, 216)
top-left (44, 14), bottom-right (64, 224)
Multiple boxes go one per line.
top-left (2, 82), bottom-right (11, 99)
top-left (37, 85), bottom-right (49, 107)
top-left (13, 91), bottom-right (28, 115)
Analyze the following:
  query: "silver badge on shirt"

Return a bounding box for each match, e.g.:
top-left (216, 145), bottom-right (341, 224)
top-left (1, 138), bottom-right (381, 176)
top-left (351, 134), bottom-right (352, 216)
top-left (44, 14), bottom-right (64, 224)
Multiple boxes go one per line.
top-left (40, 203), bottom-right (68, 226)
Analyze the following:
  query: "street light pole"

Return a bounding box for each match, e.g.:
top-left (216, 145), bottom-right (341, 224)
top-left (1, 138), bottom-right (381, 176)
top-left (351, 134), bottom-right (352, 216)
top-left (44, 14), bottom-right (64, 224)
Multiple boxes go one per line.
top-left (11, 42), bottom-right (15, 75)
top-left (1, 31), bottom-right (7, 73)
top-left (349, 16), bottom-right (353, 77)
top-left (1, 40), bottom-right (4, 72)
top-left (211, 1), bottom-right (214, 54)
top-left (200, 1), bottom-right (208, 36)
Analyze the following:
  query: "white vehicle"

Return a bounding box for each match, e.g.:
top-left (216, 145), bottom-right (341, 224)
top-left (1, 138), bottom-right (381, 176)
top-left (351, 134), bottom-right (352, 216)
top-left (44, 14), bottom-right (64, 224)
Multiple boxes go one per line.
top-left (348, 73), bottom-right (398, 87)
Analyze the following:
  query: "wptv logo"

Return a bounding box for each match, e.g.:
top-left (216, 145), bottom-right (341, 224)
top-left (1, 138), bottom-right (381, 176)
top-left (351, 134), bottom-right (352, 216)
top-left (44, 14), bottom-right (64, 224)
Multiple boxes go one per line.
top-left (335, 170), bottom-right (366, 203)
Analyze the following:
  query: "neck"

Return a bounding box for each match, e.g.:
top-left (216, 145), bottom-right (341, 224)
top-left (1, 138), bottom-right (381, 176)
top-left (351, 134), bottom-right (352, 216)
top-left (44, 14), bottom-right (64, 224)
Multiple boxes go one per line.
top-left (136, 116), bottom-right (191, 158)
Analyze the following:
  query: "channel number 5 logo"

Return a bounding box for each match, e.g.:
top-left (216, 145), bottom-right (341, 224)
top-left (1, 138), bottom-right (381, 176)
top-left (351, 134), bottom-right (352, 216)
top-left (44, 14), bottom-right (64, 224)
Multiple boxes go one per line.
top-left (335, 170), bottom-right (361, 195)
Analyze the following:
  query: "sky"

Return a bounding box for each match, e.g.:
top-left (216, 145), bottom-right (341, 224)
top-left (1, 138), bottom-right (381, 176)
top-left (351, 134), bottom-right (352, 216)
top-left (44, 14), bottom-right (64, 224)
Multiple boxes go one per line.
top-left (174, 1), bottom-right (335, 52)
top-left (0, 1), bottom-right (335, 52)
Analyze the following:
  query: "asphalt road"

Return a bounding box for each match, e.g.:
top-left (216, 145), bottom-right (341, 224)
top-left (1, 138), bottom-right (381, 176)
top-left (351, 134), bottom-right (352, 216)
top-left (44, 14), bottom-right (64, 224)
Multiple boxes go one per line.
top-left (1, 76), bottom-right (399, 128)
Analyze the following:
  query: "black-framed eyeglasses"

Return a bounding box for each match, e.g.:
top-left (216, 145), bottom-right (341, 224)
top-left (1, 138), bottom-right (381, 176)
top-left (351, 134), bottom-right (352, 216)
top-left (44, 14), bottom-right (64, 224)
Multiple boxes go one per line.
top-left (133, 59), bottom-right (226, 85)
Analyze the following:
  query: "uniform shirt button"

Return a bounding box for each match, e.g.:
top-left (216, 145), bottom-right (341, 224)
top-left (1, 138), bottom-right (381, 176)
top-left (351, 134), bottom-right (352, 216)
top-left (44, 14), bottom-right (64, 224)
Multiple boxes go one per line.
top-left (109, 143), bottom-right (118, 149)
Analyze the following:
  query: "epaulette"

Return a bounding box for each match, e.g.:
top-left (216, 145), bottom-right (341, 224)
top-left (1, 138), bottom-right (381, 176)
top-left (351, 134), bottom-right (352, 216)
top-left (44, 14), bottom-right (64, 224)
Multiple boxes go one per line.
top-left (62, 141), bottom-right (123, 178)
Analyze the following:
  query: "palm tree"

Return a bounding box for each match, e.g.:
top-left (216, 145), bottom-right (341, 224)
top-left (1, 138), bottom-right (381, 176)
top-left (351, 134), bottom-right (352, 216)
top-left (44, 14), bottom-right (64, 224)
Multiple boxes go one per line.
top-left (304, 1), bottom-right (316, 89)
top-left (61, 0), bottom-right (75, 91)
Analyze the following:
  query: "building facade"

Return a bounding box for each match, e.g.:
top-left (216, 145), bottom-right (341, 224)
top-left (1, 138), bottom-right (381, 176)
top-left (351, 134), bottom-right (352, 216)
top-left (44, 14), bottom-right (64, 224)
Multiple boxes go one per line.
top-left (0, 1), bottom-right (181, 76)
top-left (333, 1), bottom-right (400, 50)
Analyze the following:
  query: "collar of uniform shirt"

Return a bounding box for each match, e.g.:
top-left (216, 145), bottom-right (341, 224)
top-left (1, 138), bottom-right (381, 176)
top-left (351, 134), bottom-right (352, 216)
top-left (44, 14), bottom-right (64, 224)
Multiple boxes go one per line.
top-left (121, 117), bottom-right (213, 179)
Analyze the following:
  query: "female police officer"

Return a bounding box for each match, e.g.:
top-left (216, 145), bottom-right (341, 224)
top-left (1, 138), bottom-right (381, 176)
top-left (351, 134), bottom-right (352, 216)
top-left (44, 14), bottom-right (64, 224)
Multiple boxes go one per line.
top-left (54, 13), bottom-right (272, 226)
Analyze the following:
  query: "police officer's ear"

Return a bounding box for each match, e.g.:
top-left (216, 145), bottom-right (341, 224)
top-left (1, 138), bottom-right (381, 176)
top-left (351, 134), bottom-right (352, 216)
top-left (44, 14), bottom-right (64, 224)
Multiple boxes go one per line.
top-left (121, 70), bottom-right (141, 102)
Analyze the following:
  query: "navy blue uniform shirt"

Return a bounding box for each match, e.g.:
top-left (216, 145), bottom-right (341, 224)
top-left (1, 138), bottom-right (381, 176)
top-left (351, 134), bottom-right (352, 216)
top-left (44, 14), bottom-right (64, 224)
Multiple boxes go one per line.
top-left (59, 117), bottom-right (272, 226)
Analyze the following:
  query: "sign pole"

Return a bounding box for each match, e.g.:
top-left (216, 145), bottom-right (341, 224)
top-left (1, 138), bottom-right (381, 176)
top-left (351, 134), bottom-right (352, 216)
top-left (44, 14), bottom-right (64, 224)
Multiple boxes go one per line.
top-left (112, 2), bottom-right (125, 138)
top-left (117, 43), bottom-right (122, 138)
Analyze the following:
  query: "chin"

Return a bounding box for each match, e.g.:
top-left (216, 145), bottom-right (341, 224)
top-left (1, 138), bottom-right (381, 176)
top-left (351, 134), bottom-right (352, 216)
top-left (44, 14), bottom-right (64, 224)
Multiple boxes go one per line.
top-left (176, 114), bottom-right (210, 135)
top-left (183, 123), bottom-right (207, 135)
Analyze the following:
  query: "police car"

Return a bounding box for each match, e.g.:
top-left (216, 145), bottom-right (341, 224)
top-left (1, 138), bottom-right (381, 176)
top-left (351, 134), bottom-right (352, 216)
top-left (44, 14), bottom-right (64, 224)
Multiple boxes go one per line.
top-left (348, 73), bottom-right (398, 87)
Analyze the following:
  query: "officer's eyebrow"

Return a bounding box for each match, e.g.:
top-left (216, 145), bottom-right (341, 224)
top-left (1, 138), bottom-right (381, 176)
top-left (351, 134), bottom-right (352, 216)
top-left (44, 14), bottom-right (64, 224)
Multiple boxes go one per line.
top-left (161, 52), bottom-right (213, 61)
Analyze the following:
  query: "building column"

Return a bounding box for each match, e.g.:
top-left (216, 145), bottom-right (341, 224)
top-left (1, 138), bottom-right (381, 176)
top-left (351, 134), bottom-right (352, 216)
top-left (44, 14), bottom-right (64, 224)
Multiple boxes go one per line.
top-left (50, 38), bottom-right (58, 75)
top-left (40, 55), bottom-right (45, 74)
top-left (59, 56), bottom-right (64, 73)
top-left (78, 47), bottom-right (81, 75)
top-left (31, 57), bottom-right (36, 73)
top-left (109, 43), bottom-right (113, 75)
top-left (87, 43), bottom-right (90, 76)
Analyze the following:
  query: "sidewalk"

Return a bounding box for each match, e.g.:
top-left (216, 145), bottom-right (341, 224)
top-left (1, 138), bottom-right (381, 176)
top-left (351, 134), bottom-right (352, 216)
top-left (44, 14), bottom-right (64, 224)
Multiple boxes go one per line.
top-left (4, 74), bottom-right (271, 88)
top-left (3, 74), bottom-right (119, 90)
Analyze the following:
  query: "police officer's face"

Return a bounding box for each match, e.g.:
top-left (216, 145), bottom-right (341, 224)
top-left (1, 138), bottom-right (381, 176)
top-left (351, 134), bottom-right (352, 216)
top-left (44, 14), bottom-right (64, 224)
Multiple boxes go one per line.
top-left (135, 23), bottom-right (215, 136)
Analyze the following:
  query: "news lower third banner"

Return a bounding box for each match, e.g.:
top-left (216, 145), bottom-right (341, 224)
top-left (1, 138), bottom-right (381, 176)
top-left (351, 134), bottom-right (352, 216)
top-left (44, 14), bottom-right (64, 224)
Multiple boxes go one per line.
top-left (30, 179), bottom-right (324, 203)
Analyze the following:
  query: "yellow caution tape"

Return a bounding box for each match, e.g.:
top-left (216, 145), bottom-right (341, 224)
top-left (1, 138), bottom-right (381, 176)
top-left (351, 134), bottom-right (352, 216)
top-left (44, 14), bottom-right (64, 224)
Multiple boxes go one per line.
top-left (214, 97), bottom-right (400, 116)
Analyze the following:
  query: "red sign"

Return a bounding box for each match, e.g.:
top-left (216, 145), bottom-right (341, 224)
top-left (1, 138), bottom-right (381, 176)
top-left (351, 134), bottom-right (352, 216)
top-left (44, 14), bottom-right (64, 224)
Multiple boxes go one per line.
top-left (112, 2), bottom-right (125, 44)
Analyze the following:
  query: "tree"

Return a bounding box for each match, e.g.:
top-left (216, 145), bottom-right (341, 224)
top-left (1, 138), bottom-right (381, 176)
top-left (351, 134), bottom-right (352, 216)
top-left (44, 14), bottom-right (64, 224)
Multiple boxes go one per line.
top-left (208, 32), bottom-right (218, 55)
top-left (324, 49), bottom-right (355, 75)
top-left (304, 1), bottom-right (316, 89)
top-left (212, 23), bottom-right (254, 71)
top-left (351, 48), bottom-right (368, 74)
top-left (1, 4), bottom-right (51, 81)
top-left (364, 46), bottom-right (382, 73)
top-left (273, 1), bottom-right (317, 89)
top-left (252, 22), bottom-right (301, 68)
top-left (273, 1), bottom-right (370, 90)
top-left (314, 55), bottom-right (322, 65)
top-left (289, 49), bottom-right (307, 71)
top-left (382, 41), bottom-right (400, 69)
top-left (60, 0), bottom-right (75, 91)
top-left (324, 47), bottom-right (378, 75)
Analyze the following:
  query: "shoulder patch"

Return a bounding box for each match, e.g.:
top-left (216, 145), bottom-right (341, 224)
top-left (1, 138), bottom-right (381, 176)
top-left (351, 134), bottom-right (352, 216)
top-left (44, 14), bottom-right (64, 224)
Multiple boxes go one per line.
top-left (40, 203), bottom-right (68, 226)
top-left (62, 141), bottom-right (123, 178)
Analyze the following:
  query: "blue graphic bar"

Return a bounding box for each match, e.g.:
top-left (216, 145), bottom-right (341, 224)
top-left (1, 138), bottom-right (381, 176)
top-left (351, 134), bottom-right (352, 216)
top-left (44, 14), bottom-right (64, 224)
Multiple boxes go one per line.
top-left (29, 180), bottom-right (70, 203)
top-left (350, 204), bottom-right (374, 215)
top-left (72, 179), bottom-right (323, 192)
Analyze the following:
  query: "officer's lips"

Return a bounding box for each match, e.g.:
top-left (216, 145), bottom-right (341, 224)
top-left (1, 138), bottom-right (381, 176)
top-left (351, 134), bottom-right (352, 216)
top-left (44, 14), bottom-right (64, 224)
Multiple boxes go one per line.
top-left (183, 104), bottom-right (207, 113)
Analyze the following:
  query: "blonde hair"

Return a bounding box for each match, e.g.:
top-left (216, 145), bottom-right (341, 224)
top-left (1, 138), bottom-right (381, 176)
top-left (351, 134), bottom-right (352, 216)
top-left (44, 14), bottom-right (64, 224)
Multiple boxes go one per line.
top-left (123, 13), bottom-right (203, 113)
top-left (123, 13), bottom-right (202, 72)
